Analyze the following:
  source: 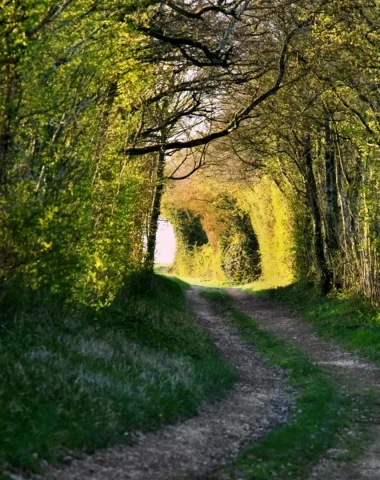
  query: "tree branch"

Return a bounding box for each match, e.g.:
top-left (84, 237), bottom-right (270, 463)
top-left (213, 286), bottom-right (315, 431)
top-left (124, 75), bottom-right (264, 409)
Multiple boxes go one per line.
top-left (126, 28), bottom-right (298, 156)
top-left (28, 0), bottom-right (76, 38)
top-left (139, 26), bottom-right (229, 67)
top-left (168, 144), bottom-right (208, 180)
top-left (165, 1), bottom-right (241, 20)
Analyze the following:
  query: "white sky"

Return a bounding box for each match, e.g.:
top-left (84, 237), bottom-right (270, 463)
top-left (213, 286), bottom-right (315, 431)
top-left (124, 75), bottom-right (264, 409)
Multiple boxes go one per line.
top-left (155, 218), bottom-right (176, 264)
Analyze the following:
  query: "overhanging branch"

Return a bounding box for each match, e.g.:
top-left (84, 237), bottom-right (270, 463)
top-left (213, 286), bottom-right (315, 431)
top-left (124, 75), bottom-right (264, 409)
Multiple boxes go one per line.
top-left (126, 28), bottom-right (298, 156)
top-left (165, 1), bottom-right (241, 20)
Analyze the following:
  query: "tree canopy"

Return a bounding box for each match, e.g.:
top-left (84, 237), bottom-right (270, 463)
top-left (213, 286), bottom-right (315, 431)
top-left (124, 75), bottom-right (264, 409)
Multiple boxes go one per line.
top-left (1, 0), bottom-right (379, 306)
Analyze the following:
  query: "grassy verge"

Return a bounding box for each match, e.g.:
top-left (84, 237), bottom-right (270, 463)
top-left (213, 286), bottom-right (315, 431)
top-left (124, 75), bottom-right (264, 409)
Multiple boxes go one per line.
top-left (255, 283), bottom-right (380, 364)
top-left (0, 275), bottom-right (236, 475)
top-left (200, 288), bottom-right (375, 480)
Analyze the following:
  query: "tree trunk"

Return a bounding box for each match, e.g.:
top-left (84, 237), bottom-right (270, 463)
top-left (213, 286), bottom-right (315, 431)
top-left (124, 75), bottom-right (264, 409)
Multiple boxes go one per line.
top-left (0, 63), bottom-right (18, 192)
top-left (324, 116), bottom-right (340, 251)
top-left (304, 133), bottom-right (332, 295)
top-left (145, 148), bottom-right (165, 271)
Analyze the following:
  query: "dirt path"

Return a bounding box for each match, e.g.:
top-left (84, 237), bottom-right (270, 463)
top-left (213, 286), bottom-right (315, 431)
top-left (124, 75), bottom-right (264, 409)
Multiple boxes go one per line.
top-left (31, 286), bottom-right (380, 480)
top-left (229, 288), bottom-right (380, 480)
top-left (34, 287), bottom-right (291, 480)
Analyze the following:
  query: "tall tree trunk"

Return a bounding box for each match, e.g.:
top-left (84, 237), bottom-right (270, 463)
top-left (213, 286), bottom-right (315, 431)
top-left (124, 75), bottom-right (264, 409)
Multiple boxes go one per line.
top-left (145, 148), bottom-right (165, 271)
top-left (324, 116), bottom-right (340, 251)
top-left (336, 150), bottom-right (351, 288)
top-left (0, 63), bottom-right (18, 193)
top-left (304, 133), bottom-right (332, 295)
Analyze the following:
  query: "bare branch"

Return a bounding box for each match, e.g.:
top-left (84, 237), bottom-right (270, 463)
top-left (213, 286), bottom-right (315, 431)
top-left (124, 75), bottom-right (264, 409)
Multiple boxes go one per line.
top-left (139, 26), bottom-right (229, 67)
top-left (168, 144), bottom-right (208, 180)
top-left (165, 1), bottom-right (241, 20)
top-left (126, 27), bottom-right (299, 156)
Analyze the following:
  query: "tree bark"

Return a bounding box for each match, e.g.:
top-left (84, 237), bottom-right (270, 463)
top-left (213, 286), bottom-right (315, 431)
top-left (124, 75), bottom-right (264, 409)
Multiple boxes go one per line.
top-left (145, 148), bottom-right (166, 271)
top-left (0, 63), bottom-right (18, 192)
top-left (324, 116), bottom-right (340, 251)
top-left (304, 133), bottom-right (332, 295)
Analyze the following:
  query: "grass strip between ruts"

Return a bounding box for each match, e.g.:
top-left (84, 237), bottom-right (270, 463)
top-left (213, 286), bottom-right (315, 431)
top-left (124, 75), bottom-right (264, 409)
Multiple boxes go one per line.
top-left (200, 288), bottom-right (377, 480)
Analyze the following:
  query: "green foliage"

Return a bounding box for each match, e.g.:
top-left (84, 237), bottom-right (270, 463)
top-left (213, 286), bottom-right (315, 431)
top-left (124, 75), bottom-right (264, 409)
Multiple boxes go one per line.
top-left (0, 0), bottom-right (156, 308)
top-left (2, 0), bottom-right (380, 310)
top-left (219, 200), bottom-right (261, 283)
top-left (172, 243), bottom-right (217, 281)
top-left (165, 207), bottom-right (222, 281)
top-left (235, 177), bottom-right (295, 287)
top-left (165, 194), bottom-right (263, 284)
top-left (0, 275), bottom-right (236, 473)
top-left (201, 289), bottom-right (376, 480)
top-left (167, 208), bottom-right (208, 249)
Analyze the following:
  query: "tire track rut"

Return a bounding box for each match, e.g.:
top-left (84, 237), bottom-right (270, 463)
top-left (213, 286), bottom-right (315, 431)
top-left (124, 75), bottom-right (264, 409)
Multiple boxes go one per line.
top-left (229, 288), bottom-right (380, 480)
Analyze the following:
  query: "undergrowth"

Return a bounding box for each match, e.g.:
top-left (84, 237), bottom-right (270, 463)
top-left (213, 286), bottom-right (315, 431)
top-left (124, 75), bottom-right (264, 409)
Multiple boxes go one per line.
top-left (258, 283), bottom-right (380, 365)
top-left (200, 288), bottom-right (375, 480)
top-left (0, 275), bottom-right (236, 474)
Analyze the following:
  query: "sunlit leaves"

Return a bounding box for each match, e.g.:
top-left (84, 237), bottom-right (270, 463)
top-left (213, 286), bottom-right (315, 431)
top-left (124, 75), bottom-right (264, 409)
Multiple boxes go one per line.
top-left (0, 0), bottom-right (156, 306)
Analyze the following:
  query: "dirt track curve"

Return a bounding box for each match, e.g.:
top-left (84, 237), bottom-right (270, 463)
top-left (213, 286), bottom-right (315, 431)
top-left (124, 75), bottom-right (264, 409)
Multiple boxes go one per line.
top-left (33, 287), bottom-right (291, 480)
top-left (31, 285), bottom-right (380, 480)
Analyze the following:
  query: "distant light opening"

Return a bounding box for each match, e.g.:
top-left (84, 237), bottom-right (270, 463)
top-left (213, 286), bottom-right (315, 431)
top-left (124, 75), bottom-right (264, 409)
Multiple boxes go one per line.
top-left (155, 217), bottom-right (176, 265)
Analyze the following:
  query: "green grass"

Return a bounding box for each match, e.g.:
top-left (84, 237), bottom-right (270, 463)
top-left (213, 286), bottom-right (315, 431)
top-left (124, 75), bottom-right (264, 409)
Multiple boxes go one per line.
top-left (0, 275), bottom-right (237, 474)
top-left (257, 283), bottom-right (380, 364)
top-left (200, 288), bottom-right (376, 480)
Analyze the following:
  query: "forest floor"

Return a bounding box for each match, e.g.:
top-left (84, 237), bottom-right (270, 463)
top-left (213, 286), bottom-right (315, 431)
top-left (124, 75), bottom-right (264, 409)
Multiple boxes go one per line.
top-left (28, 283), bottom-right (380, 480)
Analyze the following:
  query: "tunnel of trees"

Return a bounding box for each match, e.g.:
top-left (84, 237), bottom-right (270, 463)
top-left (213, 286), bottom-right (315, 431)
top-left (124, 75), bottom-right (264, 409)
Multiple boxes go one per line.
top-left (0, 0), bottom-right (380, 310)
top-left (165, 199), bottom-right (261, 283)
